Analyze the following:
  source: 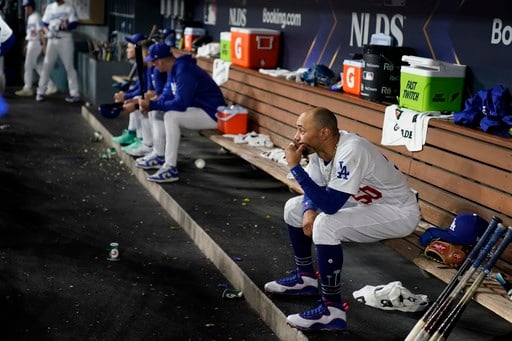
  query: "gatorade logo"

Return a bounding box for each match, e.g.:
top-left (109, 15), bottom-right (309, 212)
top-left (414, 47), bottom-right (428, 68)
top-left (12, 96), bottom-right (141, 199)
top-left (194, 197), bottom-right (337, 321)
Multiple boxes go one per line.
top-left (346, 67), bottom-right (356, 88)
top-left (235, 37), bottom-right (243, 60)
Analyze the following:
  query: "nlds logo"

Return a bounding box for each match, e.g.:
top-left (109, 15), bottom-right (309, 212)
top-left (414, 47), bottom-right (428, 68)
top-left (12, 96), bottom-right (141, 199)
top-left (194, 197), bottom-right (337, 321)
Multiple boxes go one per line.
top-left (350, 12), bottom-right (405, 47)
top-left (229, 8), bottom-right (247, 27)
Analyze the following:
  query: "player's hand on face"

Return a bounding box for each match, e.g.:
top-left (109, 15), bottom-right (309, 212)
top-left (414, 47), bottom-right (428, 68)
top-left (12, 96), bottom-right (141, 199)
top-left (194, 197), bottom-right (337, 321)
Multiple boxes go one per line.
top-left (302, 210), bottom-right (317, 237)
top-left (285, 142), bottom-right (304, 168)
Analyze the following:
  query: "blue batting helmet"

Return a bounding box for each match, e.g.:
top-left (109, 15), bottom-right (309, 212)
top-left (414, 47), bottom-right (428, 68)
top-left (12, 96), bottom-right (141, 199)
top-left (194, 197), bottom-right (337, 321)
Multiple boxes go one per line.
top-left (98, 103), bottom-right (123, 119)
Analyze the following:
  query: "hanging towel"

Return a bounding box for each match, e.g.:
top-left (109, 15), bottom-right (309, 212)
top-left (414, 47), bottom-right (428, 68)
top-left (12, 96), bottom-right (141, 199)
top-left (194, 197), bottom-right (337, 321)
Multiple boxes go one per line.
top-left (381, 104), bottom-right (453, 152)
top-left (212, 58), bottom-right (231, 86)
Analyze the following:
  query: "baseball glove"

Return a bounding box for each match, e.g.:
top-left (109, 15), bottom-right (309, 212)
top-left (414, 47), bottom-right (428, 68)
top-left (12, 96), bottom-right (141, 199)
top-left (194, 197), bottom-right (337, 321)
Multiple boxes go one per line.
top-left (424, 240), bottom-right (467, 267)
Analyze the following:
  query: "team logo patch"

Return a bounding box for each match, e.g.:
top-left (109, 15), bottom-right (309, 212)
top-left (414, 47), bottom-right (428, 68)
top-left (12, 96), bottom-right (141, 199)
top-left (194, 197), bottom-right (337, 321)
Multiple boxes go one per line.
top-left (336, 161), bottom-right (350, 180)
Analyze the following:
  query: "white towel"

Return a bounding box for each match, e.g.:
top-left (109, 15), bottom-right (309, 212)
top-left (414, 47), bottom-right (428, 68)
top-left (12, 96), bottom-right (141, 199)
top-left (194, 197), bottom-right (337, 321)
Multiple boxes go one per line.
top-left (212, 58), bottom-right (231, 86)
top-left (381, 105), bottom-right (453, 152)
top-left (352, 281), bottom-right (429, 312)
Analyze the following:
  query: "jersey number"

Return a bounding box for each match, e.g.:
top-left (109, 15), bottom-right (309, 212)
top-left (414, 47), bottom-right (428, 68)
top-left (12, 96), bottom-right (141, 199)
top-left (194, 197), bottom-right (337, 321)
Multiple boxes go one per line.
top-left (352, 186), bottom-right (382, 204)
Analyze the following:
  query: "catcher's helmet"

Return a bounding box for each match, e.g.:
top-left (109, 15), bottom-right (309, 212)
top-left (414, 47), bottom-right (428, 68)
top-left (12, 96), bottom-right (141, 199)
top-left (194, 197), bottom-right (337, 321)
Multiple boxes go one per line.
top-left (98, 103), bottom-right (123, 119)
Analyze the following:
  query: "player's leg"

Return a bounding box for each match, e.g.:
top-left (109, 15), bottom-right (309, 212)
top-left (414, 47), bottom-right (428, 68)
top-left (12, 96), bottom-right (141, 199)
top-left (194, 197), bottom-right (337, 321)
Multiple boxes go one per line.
top-left (21, 41), bottom-right (41, 93)
top-left (264, 195), bottom-right (319, 295)
top-left (314, 202), bottom-right (420, 244)
top-left (125, 112), bottom-right (153, 157)
top-left (112, 109), bottom-right (138, 146)
top-left (36, 40), bottom-right (58, 100)
top-left (15, 40), bottom-right (42, 96)
top-left (286, 203), bottom-right (419, 331)
top-left (147, 107), bottom-right (216, 183)
top-left (121, 110), bottom-right (143, 152)
top-left (136, 110), bottom-right (165, 170)
top-left (56, 35), bottom-right (79, 100)
top-left (28, 43), bottom-right (57, 95)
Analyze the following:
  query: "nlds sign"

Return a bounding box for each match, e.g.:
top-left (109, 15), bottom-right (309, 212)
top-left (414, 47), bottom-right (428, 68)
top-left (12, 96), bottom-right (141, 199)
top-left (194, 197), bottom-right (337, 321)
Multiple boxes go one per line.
top-left (229, 8), bottom-right (247, 26)
top-left (350, 12), bottom-right (405, 47)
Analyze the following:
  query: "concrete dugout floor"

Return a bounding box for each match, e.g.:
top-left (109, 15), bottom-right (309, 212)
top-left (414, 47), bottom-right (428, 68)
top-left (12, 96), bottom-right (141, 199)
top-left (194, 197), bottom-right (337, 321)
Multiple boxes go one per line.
top-left (1, 89), bottom-right (511, 340)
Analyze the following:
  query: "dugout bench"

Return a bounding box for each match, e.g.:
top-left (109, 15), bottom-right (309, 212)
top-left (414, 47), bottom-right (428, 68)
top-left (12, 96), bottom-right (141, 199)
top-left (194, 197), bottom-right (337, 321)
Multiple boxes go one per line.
top-left (187, 52), bottom-right (512, 324)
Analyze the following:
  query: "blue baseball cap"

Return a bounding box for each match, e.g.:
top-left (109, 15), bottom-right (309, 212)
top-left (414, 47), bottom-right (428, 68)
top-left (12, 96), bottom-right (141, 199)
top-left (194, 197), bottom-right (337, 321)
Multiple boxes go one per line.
top-left (22, 0), bottom-right (35, 7)
top-left (125, 33), bottom-right (145, 45)
top-left (143, 42), bottom-right (172, 62)
top-left (419, 213), bottom-right (488, 247)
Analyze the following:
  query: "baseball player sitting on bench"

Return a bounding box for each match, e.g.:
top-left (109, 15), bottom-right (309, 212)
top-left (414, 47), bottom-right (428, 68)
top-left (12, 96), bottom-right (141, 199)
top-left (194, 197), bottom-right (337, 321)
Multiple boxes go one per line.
top-left (122, 40), bottom-right (168, 159)
top-left (137, 42), bottom-right (226, 183)
top-left (36, 0), bottom-right (80, 103)
top-left (264, 107), bottom-right (420, 331)
top-left (112, 35), bottom-right (153, 155)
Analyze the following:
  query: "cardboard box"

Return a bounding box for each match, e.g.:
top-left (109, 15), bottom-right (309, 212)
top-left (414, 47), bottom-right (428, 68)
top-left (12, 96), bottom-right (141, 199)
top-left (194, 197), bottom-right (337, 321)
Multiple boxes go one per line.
top-left (230, 27), bottom-right (280, 69)
top-left (343, 59), bottom-right (364, 96)
top-left (400, 56), bottom-right (466, 112)
top-left (220, 32), bottom-right (231, 62)
top-left (184, 27), bottom-right (205, 51)
top-left (216, 105), bottom-right (248, 134)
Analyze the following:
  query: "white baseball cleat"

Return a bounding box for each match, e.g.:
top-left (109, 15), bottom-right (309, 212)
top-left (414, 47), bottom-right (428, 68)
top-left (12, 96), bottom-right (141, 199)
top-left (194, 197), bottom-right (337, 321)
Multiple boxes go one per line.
top-left (286, 300), bottom-right (348, 331)
top-left (264, 269), bottom-right (318, 295)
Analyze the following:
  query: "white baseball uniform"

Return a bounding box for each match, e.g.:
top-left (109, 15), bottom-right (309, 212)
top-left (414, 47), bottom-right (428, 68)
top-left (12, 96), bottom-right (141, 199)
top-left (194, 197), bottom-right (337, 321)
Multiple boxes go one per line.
top-left (21, 10), bottom-right (55, 91)
top-left (0, 15), bottom-right (14, 93)
top-left (284, 131), bottom-right (420, 244)
top-left (37, 1), bottom-right (79, 97)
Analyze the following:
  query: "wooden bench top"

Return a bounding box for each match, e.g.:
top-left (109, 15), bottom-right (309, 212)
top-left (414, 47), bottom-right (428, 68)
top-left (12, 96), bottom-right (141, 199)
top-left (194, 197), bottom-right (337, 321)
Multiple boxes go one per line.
top-left (112, 75), bottom-right (130, 83)
top-left (199, 130), bottom-right (302, 194)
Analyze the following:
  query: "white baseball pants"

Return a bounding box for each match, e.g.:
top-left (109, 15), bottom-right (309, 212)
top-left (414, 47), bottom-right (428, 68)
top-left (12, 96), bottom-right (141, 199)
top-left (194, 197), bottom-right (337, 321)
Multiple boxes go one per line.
top-left (284, 195), bottom-right (420, 245)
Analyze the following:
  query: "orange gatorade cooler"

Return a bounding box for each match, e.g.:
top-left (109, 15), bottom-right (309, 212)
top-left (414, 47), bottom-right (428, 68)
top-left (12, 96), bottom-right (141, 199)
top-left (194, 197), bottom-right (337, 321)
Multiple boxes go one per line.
top-left (216, 105), bottom-right (248, 134)
top-left (342, 59), bottom-right (364, 96)
top-left (230, 27), bottom-right (280, 69)
top-left (184, 27), bottom-right (205, 51)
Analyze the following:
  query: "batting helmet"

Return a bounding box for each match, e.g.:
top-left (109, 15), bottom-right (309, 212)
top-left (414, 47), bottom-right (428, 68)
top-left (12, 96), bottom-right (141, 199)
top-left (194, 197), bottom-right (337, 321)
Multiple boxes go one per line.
top-left (98, 103), bottom-right (123, 119)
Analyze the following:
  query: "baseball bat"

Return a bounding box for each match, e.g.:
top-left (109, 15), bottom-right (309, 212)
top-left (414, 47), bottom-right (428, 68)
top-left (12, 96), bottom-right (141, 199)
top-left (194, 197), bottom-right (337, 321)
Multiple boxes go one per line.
top-left (420, 223), bottom-right (507, 338)
top-left (404, 216), bottom-right (501, 341)
top-left (135, 44), bottom-right (145, 99)
top-left (428, 225), bottom-right (512, 341)
top-left (123, 25), bottom-right (158, 90)
top-left (134, 24), bottom-right (158, 99)
top-left (407, 220), bottom-right (506, 341)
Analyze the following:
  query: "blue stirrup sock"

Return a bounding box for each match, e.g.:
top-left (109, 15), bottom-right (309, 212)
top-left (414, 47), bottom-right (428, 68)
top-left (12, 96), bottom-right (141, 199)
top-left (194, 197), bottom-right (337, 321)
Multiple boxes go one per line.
top-left (316, 244), bottom-right (344, 303)
top-left (287, 225), bottom-right (315, 274)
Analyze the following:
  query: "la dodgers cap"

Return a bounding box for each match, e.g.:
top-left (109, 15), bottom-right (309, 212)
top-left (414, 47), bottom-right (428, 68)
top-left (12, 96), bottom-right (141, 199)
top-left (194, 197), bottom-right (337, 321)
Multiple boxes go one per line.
top-left (144, 42), bottom-right (172, 62)
top-left (125, 33), bottom-right (145, 45)
top-left (419, 213), bottom-right (488, 247)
